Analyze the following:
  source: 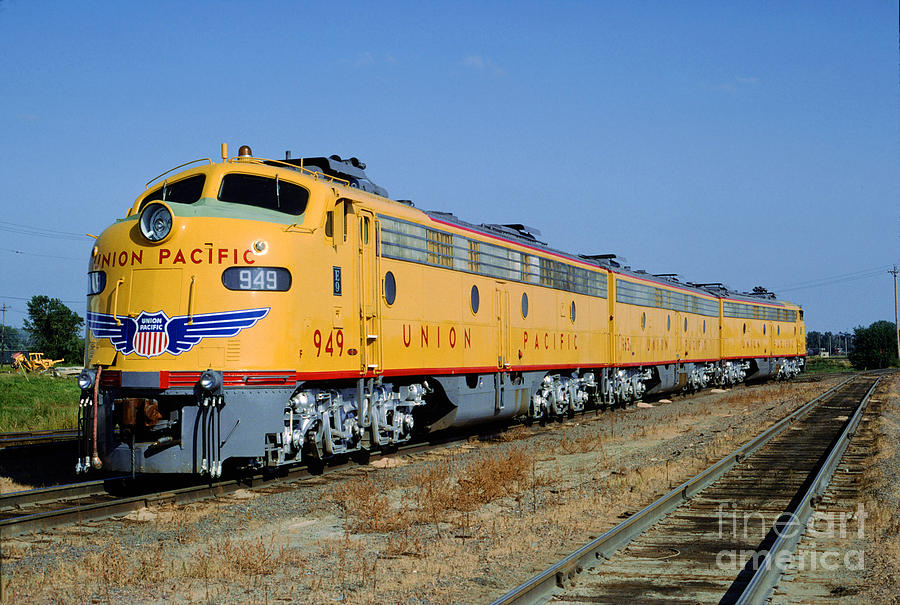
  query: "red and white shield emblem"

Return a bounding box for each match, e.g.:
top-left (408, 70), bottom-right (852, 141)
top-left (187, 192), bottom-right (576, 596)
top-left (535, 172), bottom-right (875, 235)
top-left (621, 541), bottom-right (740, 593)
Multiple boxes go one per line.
top-left (134, 311), bottom-right (169, 357)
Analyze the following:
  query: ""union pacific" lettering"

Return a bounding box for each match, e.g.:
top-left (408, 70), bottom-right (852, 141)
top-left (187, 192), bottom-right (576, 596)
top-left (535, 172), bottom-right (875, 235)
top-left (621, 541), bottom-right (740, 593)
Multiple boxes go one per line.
top-left (93, 247), bottom-right (255, 269)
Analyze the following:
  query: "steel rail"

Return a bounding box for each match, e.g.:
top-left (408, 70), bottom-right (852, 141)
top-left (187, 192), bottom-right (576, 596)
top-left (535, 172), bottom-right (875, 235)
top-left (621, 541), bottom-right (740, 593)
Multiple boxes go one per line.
top-left (490, 374), bottom-right (860, 605)
top-left (733, 375), bottom-right (882, 604)
top-left (0, 429), bottom-right (79, 449)
top-left (0, 478), bottom-right (112, 509)
top-left (0, 432), bottom-right (473, 538)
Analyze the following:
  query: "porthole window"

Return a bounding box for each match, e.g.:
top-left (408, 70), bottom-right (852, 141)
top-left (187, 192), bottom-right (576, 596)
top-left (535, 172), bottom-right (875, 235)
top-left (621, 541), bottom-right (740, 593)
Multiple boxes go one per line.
top-left (667, 315), bottom-right (671, 331)
top-left (521, 293), bottom-right (529, 318)
top-left (383, 271), bottom-right (396, 305)
top-left (471, 285), bottom-right (480, 314)
top-left (641, 312), bottom-right (646, 330)
top-left (570, 301), bottom-right (576, 323)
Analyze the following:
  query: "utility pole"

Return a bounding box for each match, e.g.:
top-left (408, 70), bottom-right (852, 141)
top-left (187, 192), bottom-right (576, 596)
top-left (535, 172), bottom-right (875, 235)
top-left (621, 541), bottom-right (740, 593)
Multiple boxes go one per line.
top-left (892, 265), bottom-right (900, 362)
top-left (0, 303), bottom-right (6, 368)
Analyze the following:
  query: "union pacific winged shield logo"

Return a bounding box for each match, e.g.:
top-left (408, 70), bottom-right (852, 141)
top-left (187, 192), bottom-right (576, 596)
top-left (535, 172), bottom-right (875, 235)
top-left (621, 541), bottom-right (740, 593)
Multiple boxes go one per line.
top-left (86, 308), bottom-right (270, 358)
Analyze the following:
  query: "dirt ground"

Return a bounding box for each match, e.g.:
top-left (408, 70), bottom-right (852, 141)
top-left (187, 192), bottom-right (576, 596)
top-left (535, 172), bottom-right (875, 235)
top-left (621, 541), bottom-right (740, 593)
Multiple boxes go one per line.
top-left (6, 376), bottom-right (893, 604)
top-left (857, 375), bottom-right (900, 603)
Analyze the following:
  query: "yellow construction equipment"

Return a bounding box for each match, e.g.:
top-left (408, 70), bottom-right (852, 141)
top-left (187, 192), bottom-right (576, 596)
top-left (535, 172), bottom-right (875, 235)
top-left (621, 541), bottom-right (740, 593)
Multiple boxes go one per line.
top-left (11, 352), bottom-right (65, 373)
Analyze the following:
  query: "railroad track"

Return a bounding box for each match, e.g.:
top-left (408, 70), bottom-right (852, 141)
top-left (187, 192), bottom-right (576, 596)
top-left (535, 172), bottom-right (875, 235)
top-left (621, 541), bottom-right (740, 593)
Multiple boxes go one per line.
top-left (492, 373), bottom-right (884, 605)
top-left (0, 374), bottom-right (833, 540)
top-left (0, 432), bottom-right (477, 538)
top-left (0, 428), bottom-right (79, 449)
top-left (770, 386), bottom-right (884, 603)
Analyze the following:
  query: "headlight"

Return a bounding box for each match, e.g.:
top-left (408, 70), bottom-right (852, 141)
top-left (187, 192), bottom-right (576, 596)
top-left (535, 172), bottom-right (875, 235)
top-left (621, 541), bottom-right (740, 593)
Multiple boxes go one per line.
top-left (78, 369), bottom-right (96, 390)
top-left (139, 202), bottom-right (173, 242)
top-left (199, 370), bottom-right (221, 392)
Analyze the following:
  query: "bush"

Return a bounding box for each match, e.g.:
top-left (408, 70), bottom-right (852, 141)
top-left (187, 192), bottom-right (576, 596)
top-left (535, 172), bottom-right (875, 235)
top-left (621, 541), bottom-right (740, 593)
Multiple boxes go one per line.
top-left (848, 320), bottom-right (899, 370)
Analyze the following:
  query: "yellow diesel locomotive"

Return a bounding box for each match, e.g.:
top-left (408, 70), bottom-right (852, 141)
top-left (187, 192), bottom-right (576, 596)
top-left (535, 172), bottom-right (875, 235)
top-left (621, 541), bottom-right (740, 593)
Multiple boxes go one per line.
top-left (77, 146), bottom-right (806, 475)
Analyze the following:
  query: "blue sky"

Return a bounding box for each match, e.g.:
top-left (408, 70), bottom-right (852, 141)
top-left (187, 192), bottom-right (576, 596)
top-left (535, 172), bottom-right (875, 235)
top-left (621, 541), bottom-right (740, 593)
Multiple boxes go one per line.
top-left (0, 1), bottom-right (897, 333)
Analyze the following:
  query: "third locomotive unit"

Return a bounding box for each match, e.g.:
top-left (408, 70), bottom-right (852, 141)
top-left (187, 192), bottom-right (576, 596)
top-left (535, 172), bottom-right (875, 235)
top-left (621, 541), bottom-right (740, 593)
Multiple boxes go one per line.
top-left (77, 145), bottom-right (806, 475)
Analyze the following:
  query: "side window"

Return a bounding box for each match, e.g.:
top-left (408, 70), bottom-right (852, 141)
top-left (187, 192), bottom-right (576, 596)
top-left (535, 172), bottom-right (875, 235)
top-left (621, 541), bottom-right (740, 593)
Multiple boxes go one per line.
top-left (325, 211), bottom-right (334, 238)
top-left (343, 203), bottom-right (350, 242)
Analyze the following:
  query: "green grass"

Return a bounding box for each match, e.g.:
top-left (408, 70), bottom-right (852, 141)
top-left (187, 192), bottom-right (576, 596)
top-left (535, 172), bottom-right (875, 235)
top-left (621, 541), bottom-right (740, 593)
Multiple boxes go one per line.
top-left (804, 355), bottom-right (854, 375)
top-left (0, 370), bottom-right (81, 432)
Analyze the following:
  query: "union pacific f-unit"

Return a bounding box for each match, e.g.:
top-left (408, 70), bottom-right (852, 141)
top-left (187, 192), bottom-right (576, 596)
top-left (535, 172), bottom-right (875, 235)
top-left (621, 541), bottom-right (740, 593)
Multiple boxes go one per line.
top-left (77, 145), bottom-right (806, 475)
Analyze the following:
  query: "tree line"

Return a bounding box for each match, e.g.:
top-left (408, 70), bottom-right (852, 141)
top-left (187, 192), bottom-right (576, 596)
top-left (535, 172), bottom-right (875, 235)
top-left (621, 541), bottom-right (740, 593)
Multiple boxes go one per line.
top-left (1, 296), bottom-right (84, 364)
top-left (807, 321), bottom-right (899, 370)
top-left (805, 330), bottom-right (853, 355)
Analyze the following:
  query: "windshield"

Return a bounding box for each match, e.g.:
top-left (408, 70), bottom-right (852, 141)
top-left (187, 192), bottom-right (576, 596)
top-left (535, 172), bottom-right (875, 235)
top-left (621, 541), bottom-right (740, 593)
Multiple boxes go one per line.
top-left (139, 175), bottom-right (206, 211)
top-left (218, 173), bottom-right (308, 216)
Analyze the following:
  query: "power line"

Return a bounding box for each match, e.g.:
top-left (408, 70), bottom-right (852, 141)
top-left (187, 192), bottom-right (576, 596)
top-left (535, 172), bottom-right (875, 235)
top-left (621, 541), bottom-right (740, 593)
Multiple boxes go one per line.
top-left (0, 220), bottom-right (89, 241)
top-left (773, 265), bottom-right (892, 293)
top-left (0, 246), bottom-right (84, 261)
top-left (0, 295), bottom-right (84, 304)
top-left (772, 265), bottom-right (890, 289)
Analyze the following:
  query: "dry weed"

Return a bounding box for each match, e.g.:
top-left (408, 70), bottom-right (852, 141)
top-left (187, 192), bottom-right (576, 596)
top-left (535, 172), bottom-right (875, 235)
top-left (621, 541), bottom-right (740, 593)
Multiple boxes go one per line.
top-left (381, 524), bottom-right (425, 558)
top-left (558, 430), bottom-right (608, 456)
top-left (413, 461), bottom-right (457, 523)
top-left (454, 447), bottom-right (531, 511)
top-left (490, 424), bottom-right (533, 442)
top-left (0, 476), bottom-right (32, 494)
top-left (190, 535), bottom-right (307, 580)
top-left (331, 475), bottom-right (409, 533)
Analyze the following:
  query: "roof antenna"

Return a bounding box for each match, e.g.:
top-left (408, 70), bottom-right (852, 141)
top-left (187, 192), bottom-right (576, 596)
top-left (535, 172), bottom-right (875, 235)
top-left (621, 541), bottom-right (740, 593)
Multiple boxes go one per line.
top-left (285, 150), bottom-right (292, 160)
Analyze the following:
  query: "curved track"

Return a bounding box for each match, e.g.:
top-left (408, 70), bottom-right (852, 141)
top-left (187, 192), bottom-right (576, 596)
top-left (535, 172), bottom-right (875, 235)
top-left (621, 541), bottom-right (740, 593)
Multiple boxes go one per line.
top-left (492, 373), bottom-right (883, 605)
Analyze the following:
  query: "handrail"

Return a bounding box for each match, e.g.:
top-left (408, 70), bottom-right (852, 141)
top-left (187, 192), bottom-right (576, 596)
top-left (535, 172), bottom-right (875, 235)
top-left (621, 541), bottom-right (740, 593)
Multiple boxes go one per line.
top-left (187, 276), bottom-right (196, 325)
top-left (144, 158), bottom-right (213, 188)
top-left (228, 156), bottom-right (352, 187)
top-left (111, 279), bottom-right (125, 326)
